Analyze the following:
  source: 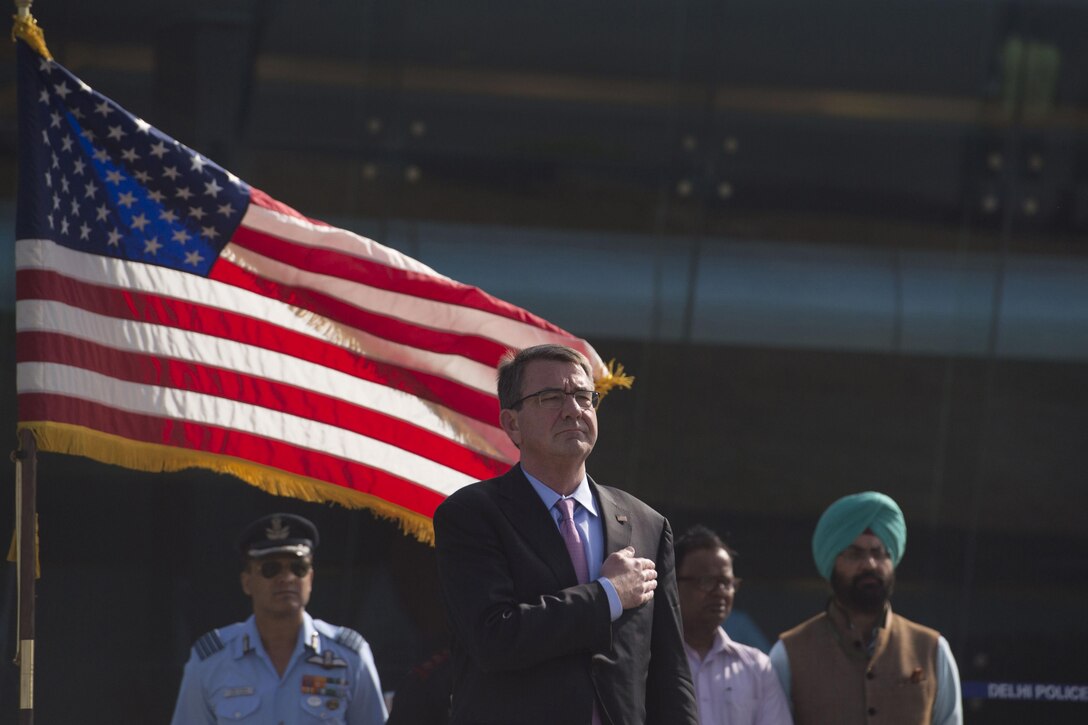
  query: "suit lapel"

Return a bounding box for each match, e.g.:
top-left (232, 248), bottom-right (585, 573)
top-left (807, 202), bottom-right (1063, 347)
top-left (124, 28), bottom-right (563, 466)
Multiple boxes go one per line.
top-left (593, 477), bottom-right (632, 554)
top-left (496, 465), bottom-right (578, 585)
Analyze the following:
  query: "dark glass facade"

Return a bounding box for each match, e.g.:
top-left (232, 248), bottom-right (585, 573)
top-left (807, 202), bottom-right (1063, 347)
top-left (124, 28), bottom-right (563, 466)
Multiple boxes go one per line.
top-left (1, 1), bottom-right (1086, 722)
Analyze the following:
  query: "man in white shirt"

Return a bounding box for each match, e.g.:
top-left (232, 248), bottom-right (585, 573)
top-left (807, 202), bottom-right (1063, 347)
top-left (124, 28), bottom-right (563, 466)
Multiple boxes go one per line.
top-left (676, 525), bottom-right (793, 725)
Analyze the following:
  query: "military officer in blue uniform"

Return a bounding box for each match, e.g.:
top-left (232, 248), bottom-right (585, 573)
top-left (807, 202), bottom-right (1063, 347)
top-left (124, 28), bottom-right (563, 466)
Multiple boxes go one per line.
top-left (170, 513), bottom-right (388, 724)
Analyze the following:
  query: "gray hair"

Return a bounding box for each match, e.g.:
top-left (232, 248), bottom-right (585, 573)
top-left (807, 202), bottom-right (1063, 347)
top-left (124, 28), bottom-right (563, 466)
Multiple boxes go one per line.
top-left (497, 344), bottom-right (593, 410)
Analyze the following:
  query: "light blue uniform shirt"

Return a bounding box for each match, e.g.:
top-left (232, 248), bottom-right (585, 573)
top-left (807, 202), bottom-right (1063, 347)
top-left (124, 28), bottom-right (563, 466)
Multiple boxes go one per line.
top-left (524, 470), bottom-right (623, 620)
top-left (170, 612), bottom-right (388, 724)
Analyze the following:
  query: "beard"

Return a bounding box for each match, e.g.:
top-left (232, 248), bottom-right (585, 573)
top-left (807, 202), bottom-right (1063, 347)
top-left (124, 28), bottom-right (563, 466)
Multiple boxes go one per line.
top-left (831, 568), bottom-right (895, 614)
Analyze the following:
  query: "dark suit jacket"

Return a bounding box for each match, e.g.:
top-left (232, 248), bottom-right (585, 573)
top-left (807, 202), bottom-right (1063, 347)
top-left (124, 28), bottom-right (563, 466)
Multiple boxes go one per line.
top-left (433, 465), bottom-right (699, 725)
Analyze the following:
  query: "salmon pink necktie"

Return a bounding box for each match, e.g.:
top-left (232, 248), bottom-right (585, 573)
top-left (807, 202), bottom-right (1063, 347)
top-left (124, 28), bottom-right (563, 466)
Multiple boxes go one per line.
top-left (556, 498), bottom-right (589, 584)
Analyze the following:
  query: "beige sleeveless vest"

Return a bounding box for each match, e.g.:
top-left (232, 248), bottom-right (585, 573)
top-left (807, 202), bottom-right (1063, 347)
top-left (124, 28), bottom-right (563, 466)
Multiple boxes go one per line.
top-left (780, 603), bottom-right (939, 725)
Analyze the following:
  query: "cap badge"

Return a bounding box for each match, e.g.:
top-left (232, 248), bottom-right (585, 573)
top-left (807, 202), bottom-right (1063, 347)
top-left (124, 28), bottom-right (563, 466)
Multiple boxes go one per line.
top-left (266, 516), bottom-right (291, 541)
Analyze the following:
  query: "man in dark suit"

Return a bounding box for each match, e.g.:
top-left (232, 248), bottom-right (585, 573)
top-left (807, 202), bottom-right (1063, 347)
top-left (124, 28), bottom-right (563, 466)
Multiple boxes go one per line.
top-left (434, 344), bottom-right (699, 725)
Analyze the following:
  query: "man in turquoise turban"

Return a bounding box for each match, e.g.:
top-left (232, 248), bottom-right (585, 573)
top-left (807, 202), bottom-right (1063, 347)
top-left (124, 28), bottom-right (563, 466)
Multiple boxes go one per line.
top-left (768, 492), bottom-right (963, 725)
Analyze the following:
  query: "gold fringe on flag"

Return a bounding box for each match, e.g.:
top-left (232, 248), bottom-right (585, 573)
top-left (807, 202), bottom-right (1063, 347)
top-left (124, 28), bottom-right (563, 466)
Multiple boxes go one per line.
top-left (18, 422), bottom-right (437, 545)
top-left (6, 514), bottom-right (40, 577)
top-left (594, 359), bottom-right (635, 402)
top-left (11, 3), bottom-right (53, 61)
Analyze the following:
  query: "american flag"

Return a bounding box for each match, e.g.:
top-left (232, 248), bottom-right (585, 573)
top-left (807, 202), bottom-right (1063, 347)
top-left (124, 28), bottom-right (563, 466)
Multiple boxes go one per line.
top-left (14, 40), bottom-right (624, 540)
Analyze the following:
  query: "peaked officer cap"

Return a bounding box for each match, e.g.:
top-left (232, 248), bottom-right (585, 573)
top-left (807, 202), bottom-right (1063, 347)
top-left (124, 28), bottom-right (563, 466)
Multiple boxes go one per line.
top-left (237, 513), bottom-right (319, 558)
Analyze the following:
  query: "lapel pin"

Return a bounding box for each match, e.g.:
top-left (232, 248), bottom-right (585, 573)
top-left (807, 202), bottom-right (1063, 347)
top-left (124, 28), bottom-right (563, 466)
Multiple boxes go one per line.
top-left (615, 515), bottom-right (628, 524)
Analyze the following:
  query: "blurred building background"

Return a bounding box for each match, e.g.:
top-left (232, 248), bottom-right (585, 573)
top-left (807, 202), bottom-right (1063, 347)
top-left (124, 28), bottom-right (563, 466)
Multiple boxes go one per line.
top-left (1, 0), bottom-right (1086, 722)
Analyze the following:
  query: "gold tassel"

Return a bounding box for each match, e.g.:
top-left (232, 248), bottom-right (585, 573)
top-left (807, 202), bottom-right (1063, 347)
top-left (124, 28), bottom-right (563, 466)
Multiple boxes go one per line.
top-left (595, 359), bottom-right (635, 402)
top-left (12, 9), bottom-right (53, 61)
top-left (6, 514), bottom-right (41, 578)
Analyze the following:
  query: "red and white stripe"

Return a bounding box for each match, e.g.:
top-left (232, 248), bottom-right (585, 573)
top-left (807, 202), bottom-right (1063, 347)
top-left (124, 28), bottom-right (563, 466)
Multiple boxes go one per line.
top-left (16, 190), bottom-right (607, 519)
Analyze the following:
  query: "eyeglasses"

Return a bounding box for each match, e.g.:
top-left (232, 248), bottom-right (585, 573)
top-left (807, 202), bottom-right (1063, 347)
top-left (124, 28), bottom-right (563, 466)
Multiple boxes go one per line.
top-left (510, 388), bottom-right (600, 411)
top-left (677, 576), bottom-right (741, 593)
top-left (257, 559), bottom-right (312, 579)
top-left (839, 546), bottom-right (890, 564)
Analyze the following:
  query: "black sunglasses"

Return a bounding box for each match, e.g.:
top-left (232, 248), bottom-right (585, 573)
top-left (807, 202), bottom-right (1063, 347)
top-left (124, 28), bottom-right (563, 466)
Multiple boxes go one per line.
top-left (257, 559), bottom-right (312, 579)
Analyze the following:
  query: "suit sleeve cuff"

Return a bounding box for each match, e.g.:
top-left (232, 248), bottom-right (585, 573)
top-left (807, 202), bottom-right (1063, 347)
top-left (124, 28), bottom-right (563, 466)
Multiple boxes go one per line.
top-left (597, 576), bottom-right (622, 621)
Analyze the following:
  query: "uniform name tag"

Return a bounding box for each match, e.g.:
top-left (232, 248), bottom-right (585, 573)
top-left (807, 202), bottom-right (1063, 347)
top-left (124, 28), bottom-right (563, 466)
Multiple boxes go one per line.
top-left (223, 687), bottom-right (255, 698)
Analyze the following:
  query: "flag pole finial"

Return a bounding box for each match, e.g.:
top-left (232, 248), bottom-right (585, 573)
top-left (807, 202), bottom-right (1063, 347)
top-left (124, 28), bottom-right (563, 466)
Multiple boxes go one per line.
top-left (12, 0), bottom-right (52, 60)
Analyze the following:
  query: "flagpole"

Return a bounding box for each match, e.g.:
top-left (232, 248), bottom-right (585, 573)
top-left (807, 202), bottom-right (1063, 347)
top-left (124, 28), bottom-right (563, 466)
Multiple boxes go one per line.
top-left (12, 2), bottom-right (43, 719)
top-left (13, 430), bottom-right (37, 725)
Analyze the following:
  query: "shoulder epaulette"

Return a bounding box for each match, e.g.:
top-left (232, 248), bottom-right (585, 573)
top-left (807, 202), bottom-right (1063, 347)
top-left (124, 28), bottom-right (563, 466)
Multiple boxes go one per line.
top-left (194, 629), bottom-right (225, 661)
top-left (335, 626), bottom-right (364, 652)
